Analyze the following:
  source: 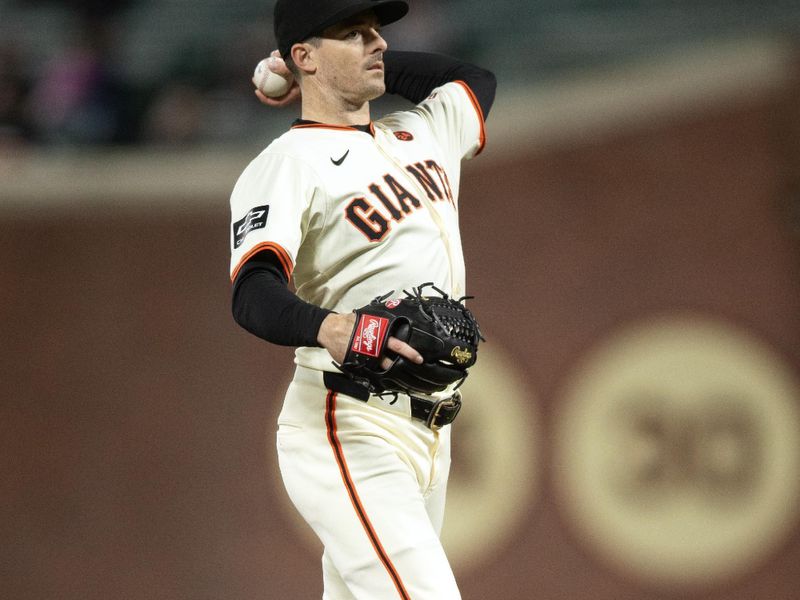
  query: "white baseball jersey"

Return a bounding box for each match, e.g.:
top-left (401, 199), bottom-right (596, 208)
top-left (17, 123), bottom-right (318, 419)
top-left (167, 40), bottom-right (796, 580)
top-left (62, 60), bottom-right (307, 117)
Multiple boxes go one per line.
top-left (229, 80), bottom-right (485, 372)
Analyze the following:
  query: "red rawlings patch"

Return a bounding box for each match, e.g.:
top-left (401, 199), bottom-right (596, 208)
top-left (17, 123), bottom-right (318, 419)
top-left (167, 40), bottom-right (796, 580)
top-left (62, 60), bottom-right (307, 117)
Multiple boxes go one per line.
top-left (394, 131), bottom-right (414, 141)
top-left (351, 314), bottom-right (389, 357)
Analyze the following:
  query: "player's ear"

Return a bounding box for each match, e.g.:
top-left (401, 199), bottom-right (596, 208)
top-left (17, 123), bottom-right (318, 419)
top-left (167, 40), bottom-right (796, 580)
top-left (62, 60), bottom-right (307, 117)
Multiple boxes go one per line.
top-left (290, 42), bottom-right (317, 76)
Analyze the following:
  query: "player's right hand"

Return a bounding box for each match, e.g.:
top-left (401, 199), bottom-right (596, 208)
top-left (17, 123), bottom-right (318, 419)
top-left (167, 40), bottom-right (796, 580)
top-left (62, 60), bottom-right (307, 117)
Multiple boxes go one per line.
top-left (254, 50), bottom-right (301, 108)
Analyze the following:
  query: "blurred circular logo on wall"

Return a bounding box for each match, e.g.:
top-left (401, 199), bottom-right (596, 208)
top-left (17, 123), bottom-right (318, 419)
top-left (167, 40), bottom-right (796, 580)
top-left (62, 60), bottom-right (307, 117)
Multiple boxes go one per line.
top-left (553, 315), bottom-right (800, 588)
top-left (442, 343), bottom-right (541, 569)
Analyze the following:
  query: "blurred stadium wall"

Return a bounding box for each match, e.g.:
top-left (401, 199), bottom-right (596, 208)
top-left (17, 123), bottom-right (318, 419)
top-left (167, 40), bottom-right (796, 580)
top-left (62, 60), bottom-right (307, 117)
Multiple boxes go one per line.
top-left (2, 9), bottom-right (800, 600)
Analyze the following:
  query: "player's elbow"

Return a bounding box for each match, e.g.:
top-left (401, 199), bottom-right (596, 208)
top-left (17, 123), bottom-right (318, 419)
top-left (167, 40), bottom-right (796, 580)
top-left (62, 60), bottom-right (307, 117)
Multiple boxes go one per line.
top-left (461, 66), bottom-right (497, 120)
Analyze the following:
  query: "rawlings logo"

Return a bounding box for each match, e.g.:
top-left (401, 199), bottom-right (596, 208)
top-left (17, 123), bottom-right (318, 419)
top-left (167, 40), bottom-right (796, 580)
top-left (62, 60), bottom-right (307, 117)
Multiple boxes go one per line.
top-left (362, 320), bottom-right (380, 352)
top-left (451, 346), bottom-right (473, 365)
top-left (385, 299), bottom-right (401, 309)
top-left (394, 131), bottom-right (414, 141)
top-left (352, 315), bottom-right (389, 357)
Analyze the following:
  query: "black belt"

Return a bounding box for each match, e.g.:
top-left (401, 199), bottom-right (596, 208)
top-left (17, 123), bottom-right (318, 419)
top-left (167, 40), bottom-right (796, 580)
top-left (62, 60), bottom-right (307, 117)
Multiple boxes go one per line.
top-left (323, 371), bottom-right (462, 430)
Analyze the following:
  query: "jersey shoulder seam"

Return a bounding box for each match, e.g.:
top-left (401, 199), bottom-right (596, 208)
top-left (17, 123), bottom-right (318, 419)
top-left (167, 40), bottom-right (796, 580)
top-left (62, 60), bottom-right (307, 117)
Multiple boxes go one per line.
top-left (245, 148), bottom-right (332, 250)
top-left (261, 149), bottom-right (332, 246)
top-left (407, 81), bottom-right (483, 158)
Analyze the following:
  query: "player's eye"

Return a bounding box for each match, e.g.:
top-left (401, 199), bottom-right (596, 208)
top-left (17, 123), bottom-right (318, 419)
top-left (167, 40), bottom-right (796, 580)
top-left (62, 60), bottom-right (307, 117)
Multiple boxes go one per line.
top-left (345, 29), bottom-right (361, 40)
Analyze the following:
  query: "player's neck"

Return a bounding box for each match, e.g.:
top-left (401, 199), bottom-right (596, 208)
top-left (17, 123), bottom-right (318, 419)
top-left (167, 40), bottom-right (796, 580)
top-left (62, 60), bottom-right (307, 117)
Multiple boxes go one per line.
top-left (301, 88), bottom-right (372, 127)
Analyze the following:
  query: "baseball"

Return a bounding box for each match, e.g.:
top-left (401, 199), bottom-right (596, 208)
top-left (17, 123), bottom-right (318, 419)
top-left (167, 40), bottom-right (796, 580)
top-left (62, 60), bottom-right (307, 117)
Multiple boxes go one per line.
top-left (252, 58), bottom-right (293, 97)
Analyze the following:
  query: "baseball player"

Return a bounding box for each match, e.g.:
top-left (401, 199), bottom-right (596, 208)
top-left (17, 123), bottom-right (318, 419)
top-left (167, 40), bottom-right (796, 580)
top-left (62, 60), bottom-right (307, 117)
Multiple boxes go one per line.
top-left (229, 0), bottom-right (496, 597)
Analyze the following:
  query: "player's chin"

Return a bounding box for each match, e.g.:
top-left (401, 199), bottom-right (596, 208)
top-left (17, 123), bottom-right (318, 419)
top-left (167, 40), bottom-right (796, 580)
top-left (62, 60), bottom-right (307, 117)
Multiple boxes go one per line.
top-left (365, 79), bottom-right (386, 101)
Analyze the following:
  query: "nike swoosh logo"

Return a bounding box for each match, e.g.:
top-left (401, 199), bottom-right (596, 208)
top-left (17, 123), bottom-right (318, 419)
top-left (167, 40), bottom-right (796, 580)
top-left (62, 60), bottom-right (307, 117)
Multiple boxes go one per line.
top-left (331, 150), bottom-right (350, 166)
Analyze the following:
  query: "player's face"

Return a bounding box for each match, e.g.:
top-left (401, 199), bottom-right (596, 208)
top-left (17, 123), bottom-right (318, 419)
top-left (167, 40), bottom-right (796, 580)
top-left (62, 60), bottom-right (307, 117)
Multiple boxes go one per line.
top-left (315, 11), bottom-right (388, 105)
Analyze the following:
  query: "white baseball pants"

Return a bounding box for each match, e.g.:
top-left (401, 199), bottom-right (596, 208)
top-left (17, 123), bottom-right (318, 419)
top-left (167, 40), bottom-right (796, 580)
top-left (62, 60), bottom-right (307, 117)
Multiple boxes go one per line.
top-left (276, 366), bottom-right (460, 599)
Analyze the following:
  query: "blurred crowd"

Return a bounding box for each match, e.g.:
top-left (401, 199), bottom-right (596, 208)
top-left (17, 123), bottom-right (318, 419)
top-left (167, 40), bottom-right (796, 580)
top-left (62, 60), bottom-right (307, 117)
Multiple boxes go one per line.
top-left (0, 0), bottom-right (460, 151)
top-left (3, 0), bottom-right (798, 151)
top-left (1, 1), bottom-right (132, 149)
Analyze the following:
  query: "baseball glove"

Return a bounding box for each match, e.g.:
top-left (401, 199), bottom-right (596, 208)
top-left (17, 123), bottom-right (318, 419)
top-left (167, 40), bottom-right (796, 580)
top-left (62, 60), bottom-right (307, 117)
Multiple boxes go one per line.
top-left (337, 283), bottom-right (484, 396)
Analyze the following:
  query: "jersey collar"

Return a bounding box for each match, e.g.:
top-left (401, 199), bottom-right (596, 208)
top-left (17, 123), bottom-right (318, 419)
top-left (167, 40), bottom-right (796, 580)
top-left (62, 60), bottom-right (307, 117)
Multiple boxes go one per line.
top-left (291, 119), bottom-right (375, 137)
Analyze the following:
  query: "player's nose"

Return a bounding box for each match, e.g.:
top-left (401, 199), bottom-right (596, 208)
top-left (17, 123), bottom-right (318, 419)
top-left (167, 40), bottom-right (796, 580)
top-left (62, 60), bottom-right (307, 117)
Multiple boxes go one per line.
top-left (369, 28), bottom-right (388, 52)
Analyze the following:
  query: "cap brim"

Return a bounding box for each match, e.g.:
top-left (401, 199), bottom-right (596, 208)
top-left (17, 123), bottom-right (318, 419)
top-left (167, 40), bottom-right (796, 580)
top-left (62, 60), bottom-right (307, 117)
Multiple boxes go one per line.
top-left (312, 1), bottom-right (409, 37)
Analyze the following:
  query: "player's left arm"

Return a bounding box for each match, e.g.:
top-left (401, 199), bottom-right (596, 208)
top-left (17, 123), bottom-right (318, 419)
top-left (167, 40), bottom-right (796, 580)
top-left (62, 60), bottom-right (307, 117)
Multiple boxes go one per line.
top-left (231, 253), bottom-right (422, 367)
top-left (383, 50), bottom-right (497, 120)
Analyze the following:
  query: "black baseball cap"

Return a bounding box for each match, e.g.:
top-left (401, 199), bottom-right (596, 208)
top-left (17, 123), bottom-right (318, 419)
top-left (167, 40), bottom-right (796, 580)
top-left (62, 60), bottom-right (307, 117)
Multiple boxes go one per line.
top-left (274, 0), bottom-right (409, 58)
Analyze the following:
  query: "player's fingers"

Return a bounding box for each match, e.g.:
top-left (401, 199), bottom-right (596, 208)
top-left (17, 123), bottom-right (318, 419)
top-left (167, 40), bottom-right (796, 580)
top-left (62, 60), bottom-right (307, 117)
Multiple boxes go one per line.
top-left (254, 89), bottom-right (277, 106)
top-left (385, 336), bottom-right (424, 364)
top-left (266, 55), bottom-right (293, 78)
top-left (254, 84), bottom-right (301, 107)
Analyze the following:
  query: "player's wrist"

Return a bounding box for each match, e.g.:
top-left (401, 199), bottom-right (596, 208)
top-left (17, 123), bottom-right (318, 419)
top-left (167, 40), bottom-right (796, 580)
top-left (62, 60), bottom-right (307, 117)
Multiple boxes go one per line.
top-left (317, 312), bottom-right (355, 363)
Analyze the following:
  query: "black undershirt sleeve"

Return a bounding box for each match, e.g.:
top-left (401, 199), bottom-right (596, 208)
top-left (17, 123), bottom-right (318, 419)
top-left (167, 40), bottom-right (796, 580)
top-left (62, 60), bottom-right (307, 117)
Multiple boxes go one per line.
top-left (383, 50), bottom-right (497, 119)
top-left (231, 250), bottom-right (332, 347)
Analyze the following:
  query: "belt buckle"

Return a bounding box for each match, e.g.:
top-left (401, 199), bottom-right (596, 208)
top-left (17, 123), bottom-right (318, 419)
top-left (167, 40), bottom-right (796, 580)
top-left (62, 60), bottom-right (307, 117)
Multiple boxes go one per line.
top-left (426, 392), bottom-right (462, 431)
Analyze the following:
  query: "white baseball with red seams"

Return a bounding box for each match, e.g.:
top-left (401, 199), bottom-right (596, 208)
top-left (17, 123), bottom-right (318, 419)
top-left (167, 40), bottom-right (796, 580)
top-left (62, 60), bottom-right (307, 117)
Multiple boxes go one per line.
top-left (252, 57), bottom-right (293, 97)
top-left (229, 80), bottom-right (485, 598)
